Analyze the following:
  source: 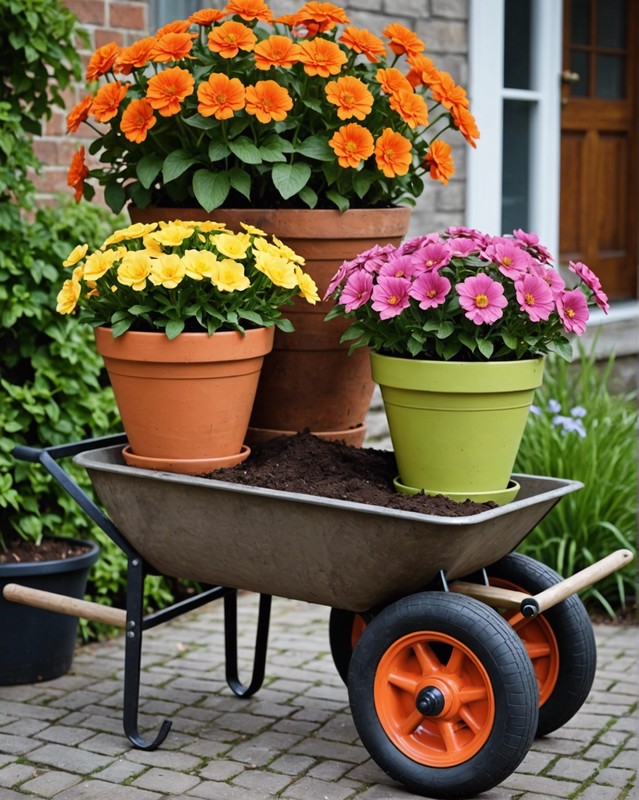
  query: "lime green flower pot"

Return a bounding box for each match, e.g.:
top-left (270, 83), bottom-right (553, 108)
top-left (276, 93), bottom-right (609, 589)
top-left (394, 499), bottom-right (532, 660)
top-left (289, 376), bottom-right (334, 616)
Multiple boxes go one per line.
top-left (370, 353), bottom-right (545, 505)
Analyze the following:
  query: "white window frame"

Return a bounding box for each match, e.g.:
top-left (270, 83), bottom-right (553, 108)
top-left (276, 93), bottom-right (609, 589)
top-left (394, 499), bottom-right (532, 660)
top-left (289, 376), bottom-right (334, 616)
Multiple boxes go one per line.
top-left (466, 0), bottom-right (563, 258)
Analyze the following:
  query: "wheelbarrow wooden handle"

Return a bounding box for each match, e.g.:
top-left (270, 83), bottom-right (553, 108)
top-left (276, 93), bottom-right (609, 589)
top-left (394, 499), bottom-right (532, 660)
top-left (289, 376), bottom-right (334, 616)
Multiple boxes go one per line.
top-left (2, 583), bottom-right (127, 628)
top-left (450, 548), bottom-right (634, 617)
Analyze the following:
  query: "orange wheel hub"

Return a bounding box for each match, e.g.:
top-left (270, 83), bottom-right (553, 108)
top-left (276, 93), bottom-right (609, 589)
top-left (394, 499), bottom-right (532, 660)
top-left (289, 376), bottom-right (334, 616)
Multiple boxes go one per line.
top-left (491, 578), bottom-right (560, 705)
top-left (373, 631), bottom-right (496, 767)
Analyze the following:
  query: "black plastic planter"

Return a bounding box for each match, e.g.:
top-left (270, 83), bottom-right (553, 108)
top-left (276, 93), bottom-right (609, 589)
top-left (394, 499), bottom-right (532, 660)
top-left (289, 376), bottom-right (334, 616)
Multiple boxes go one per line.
top-left (0, 538), bottom-right (100, 685)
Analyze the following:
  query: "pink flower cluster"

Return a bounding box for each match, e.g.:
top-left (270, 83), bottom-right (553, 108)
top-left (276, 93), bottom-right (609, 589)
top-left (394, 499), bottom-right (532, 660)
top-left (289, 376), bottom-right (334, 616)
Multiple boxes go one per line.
top-left (326, 227), bottom-right (608, 361)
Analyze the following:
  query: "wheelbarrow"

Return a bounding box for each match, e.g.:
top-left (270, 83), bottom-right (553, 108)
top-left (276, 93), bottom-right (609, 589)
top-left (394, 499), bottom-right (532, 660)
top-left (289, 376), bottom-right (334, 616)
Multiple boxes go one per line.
top-left (6, 434), bottom-right (633, 799)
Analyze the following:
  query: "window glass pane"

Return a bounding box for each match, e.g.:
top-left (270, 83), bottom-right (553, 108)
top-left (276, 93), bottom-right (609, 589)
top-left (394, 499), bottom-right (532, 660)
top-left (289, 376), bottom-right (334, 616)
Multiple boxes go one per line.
top-left (597, 0), bottom-right (626, 48)
top-left (596, 54), bottom-right (626, 98)
top-left (570, 51), bottom-right (589, 96)
top-left (151, 0), bottom-right (212, 31)
top-left (571, 0), bottom-right (591, 45)
top-left (503, 0), bottom-right (532, 89)
top-left (501, 100), bottom-right (531, 233)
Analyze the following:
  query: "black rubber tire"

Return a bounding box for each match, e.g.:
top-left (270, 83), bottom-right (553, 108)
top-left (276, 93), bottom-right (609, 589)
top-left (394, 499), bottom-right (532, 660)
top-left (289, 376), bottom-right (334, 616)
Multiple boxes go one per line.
top-left (329, 608), bottom-right (366, 684)
top-left (484, 552), bottom-right (597, 737)
top-left (348, 592), bottom-right (539, 799)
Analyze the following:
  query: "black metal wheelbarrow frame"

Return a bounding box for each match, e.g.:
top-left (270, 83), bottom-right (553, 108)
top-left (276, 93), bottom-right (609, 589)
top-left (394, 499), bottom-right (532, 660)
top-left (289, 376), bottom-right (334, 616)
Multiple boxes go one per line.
top-left (6, 434), bottom-right (633, 799)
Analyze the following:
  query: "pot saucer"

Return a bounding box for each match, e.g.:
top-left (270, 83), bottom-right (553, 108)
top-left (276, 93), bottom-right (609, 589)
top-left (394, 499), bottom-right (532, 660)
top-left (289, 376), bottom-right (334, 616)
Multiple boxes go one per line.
top-left (122, 444), bottom-right (250, 476)
top-left (393, 477), bottom-right (521, 506)
top-left (246, 424), bottom-right (366, 448)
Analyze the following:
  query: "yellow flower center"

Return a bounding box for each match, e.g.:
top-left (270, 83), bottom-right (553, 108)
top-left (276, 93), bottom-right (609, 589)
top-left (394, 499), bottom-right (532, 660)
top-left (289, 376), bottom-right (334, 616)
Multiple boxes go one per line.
top-left (388, 295), bottom-right (398, 305)
top-left (475, 293), bottom-right (488, 308)
top-left (566, 308), bottom-right (575, 318)
top-left (525, 292), bottom-right (535, 305)
top-left (503, 256), bottom-right (512, 266)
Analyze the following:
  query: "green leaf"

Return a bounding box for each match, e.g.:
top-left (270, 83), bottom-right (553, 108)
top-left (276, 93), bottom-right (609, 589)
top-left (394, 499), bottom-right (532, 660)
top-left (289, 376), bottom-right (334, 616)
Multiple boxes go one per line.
top-left (239, 310), bottom-right (266, 326)
top-left (111, 318), bottom-right (132, 337)
top-left (501, 332), bottom-right (518, 350)
top-left (259, 136), bottom-right (288, 162)
top-left (165, 319), bottom-right (185, 340)
top-left (228, 167), bottom-right (251, 200)
top-left (163, 150), bottom-right (197, 183)
top-left (303, 97), bottom-right (323, 114)
top-left (275, 317), bottom-right (295, 333)
top-left (192, 169), bottom-right (230, 212)
top-left (136, 154), bottom-right (163, 189)
top-left (128, 305), bottom-right (153, 316)
top-left (326, 189), bottom-right (349, 212)
top-left (228, 136), bottom-right (262, 164)
top-left (296, 135), bottom-right (334, 161)
top-left (298, 185), bottom-right (318, 209)
top-left (208, 140), bottom-right (231, 162)
top-left (548, 337), bottom-right (574, 361)
top-left (184, 113), bottom-right (218, 130)
top-left (436, 320), bottom-right (455, 339)
top-left (272, 162), bottom-right (311, 200)
top-left (407, 336), bottom-right (422, 356)
top-left (104, 182), bottom-right (126, 214)
top-left (477, 338), bottom-right (494, 359)
top-left (352, 170), bottom-right (377, 200)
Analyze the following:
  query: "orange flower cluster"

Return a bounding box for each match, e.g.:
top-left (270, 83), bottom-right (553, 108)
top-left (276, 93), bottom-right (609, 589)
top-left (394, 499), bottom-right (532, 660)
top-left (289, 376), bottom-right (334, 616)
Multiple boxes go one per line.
top-left (68, 1), bottom-right (478, 213)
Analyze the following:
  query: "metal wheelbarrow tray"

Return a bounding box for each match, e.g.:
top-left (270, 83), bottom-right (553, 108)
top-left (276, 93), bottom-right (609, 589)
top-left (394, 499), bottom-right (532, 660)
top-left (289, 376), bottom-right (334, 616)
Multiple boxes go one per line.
top-left (7, 435), bottom-right (633, 799)
top-left (75, 443), bottom-right (579, 612)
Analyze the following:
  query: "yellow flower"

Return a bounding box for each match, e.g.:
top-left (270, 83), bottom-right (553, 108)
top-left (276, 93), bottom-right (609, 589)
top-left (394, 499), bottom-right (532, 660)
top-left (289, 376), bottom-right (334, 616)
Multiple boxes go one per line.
top-left (240, 222), bottom-right (267, 236)
top-left (182, 249), bottom-right (218, 280)
top-left (72, 265), bottom-right (84, 281)
top-left (212, 259), bottom-right (250, 292)
top-left (56, 279), bottom-right (81, 314)
top-left (84, 249), bottom-right (117, 281)
top-left (197, 220), bottom-right (230, 233)
top-left (117, 251), bottom-right (152, 290)
top-left (149, 224), bottom-right (194, 247)
top-left (252, 236), bottom-right (283, 259)
top-left (273, 235), bottom-right (305, 265)
top-left (142, 235), bottom-right (163, 255)
top-left (149, 253), bottom-right (186, 288)
top-left (213, 232), bottom-right (252, 260)
top-left (254, 251), bottom-right (297, 288)
top-left (295, 267), bottom-right (320, 304)
top-left (102, 222), bottom-right (158, 247)
top-left (63, 243), bottom-right (88, 267)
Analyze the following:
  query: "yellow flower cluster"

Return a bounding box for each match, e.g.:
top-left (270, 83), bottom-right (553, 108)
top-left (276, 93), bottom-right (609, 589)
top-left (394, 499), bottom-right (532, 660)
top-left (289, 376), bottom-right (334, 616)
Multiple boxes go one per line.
top-left (56, 220), bottom-right (318, 338)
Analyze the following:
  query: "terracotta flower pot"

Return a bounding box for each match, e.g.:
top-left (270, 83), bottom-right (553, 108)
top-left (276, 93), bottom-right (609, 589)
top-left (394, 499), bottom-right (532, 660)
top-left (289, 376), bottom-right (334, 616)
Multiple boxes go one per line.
top-left (94, 326), bottom-right (274, 475)
top-left (129, 207), bottom-right (412, 445)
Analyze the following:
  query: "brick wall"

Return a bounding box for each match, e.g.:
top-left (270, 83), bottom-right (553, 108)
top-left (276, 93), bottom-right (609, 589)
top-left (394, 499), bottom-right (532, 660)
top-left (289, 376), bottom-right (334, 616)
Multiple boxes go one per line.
top-left (39, 0), bottom-right (470, 233)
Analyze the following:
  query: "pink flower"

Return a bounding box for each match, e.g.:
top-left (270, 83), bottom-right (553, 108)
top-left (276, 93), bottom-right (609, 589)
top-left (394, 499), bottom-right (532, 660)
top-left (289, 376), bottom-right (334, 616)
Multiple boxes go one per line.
top-left (446, 236), bottom-right (481, 258)
top-left (531, 262), bottom-right (565, 297)
top-left (395, 234), bottom-right (439, 255)
top-left (445, 226), bottom-right (487, 244)
top-left (340, 270), bottom-right (373, 312)
top-left (361, 243), bottom-right (396, 272)
top-left (569, 261), bottom-right (610, 312)
top-left (513, 228), bottom-right (539, 247)
top-left (515, 273), bottom-right (555, 321)
top-left (557, 289), bottom-right (589, 335)
top-left (456, 273), bottom-right (508, 324)
top-left (411, 241), bottom-right (451, 271)
top-left (484, 240), bottom-right (532, 278)
top-left (371, 275), bottom-right (411, 319)
top-left (379, 254), bottom-right (418, 279)
top-left (409, 271), bottom-right (451, 309)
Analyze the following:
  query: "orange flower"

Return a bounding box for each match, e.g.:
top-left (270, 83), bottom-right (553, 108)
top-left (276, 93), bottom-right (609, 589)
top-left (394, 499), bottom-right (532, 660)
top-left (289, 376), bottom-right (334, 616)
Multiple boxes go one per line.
top-left (376, 67), bottom-right (412, 96)
top-left (383, 23), bottom-right (425, 58)
top-left (114, 38), bottom-right (155, 75)
top-left (254, 35), bottom-right (301, 70)
top-left (223, 0), bottom-right (273, 22)
top-left (389, 89), bottom-right (428, 129)
top-left (85, 42), bottom-right (120, 81)
top-left (156, 20), bottom-right (191, 36)
top-left (67, 147), bottom-right (88, 202)
top-left (189, 9), bottom-right (226, 25)
top-left (295, 2), bottom-right (349, 32)
top-left (91, 81), bottom-right (128, 123)
top-left (325, 76), bottom-right (373, 121)
top-left (374, 128), bottom-right (412, 178)
top-left (207, 21), bottom-right (257, 58)
top-left (120, 98), bottom-right (157, 143)
top-left (298, 37), bottom-right (347, 77)
top-left (197, 73), bottom-right (246, 119)
top-left (430, 71), bottom-right (470, 110)
top-left (425, 140), bottom-right (455, 185)
top-left (149, 32), bottom-right (195, 63)
top-left (245, 80), bottom-right (293, 123)
top-left (146, 67), bottom-right (195, 117)
top-left (451, 105), bottom-right (480, 148)
top-left (406, 55), bottom-right (440, 89)
top-left (329, 123), bottom-right (374, 168)
top-left (339, 26), bottom-right (386, 62)
top-left (66, 95), bottom-right (93, 134)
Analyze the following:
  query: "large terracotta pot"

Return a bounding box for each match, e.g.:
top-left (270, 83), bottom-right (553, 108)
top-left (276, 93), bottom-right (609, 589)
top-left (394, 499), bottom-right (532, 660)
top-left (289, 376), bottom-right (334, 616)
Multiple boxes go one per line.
top-left (129, 207), bottom-right (412, 445)
top-left (370, 353), bottom-right (545, 505)
top-left (94, 326), bottom-right (274, 475)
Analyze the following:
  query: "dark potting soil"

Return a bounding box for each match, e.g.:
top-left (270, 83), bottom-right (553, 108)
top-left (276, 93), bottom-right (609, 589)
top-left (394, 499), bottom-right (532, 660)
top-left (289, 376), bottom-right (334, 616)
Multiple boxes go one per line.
top-left (208, 431), bottom-right (495, 517)
top-left (0, 536), bottom-right (91, 565)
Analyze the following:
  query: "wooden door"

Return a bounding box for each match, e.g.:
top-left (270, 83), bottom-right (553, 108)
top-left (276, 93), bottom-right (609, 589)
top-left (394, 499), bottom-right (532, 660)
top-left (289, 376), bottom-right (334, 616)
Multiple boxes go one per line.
top-left (560, 0), bottom-right (638, 300)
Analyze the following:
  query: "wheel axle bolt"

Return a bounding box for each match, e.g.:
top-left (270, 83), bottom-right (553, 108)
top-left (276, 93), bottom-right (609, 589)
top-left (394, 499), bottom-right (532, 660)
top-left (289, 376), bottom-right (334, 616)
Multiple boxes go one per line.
top-left (416, 686), bottom-right (445, 716)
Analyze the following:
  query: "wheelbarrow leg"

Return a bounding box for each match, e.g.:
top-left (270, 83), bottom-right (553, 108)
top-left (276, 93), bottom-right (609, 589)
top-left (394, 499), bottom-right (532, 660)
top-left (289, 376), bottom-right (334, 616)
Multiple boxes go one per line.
top-left (123, 555), bottom-right (171, 750)
top-left (224, 591), bottom-right (271, 697)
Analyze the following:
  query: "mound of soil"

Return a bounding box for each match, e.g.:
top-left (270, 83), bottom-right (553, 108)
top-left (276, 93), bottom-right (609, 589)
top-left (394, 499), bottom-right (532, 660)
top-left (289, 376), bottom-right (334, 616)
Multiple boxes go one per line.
top-left (209, 431), bottom-right (495, 517)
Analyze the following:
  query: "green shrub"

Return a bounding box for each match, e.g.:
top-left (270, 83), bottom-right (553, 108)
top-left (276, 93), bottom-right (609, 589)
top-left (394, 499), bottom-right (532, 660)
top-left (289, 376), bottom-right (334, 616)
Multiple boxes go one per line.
top-left (514, 348), bottom-right (637, 617)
